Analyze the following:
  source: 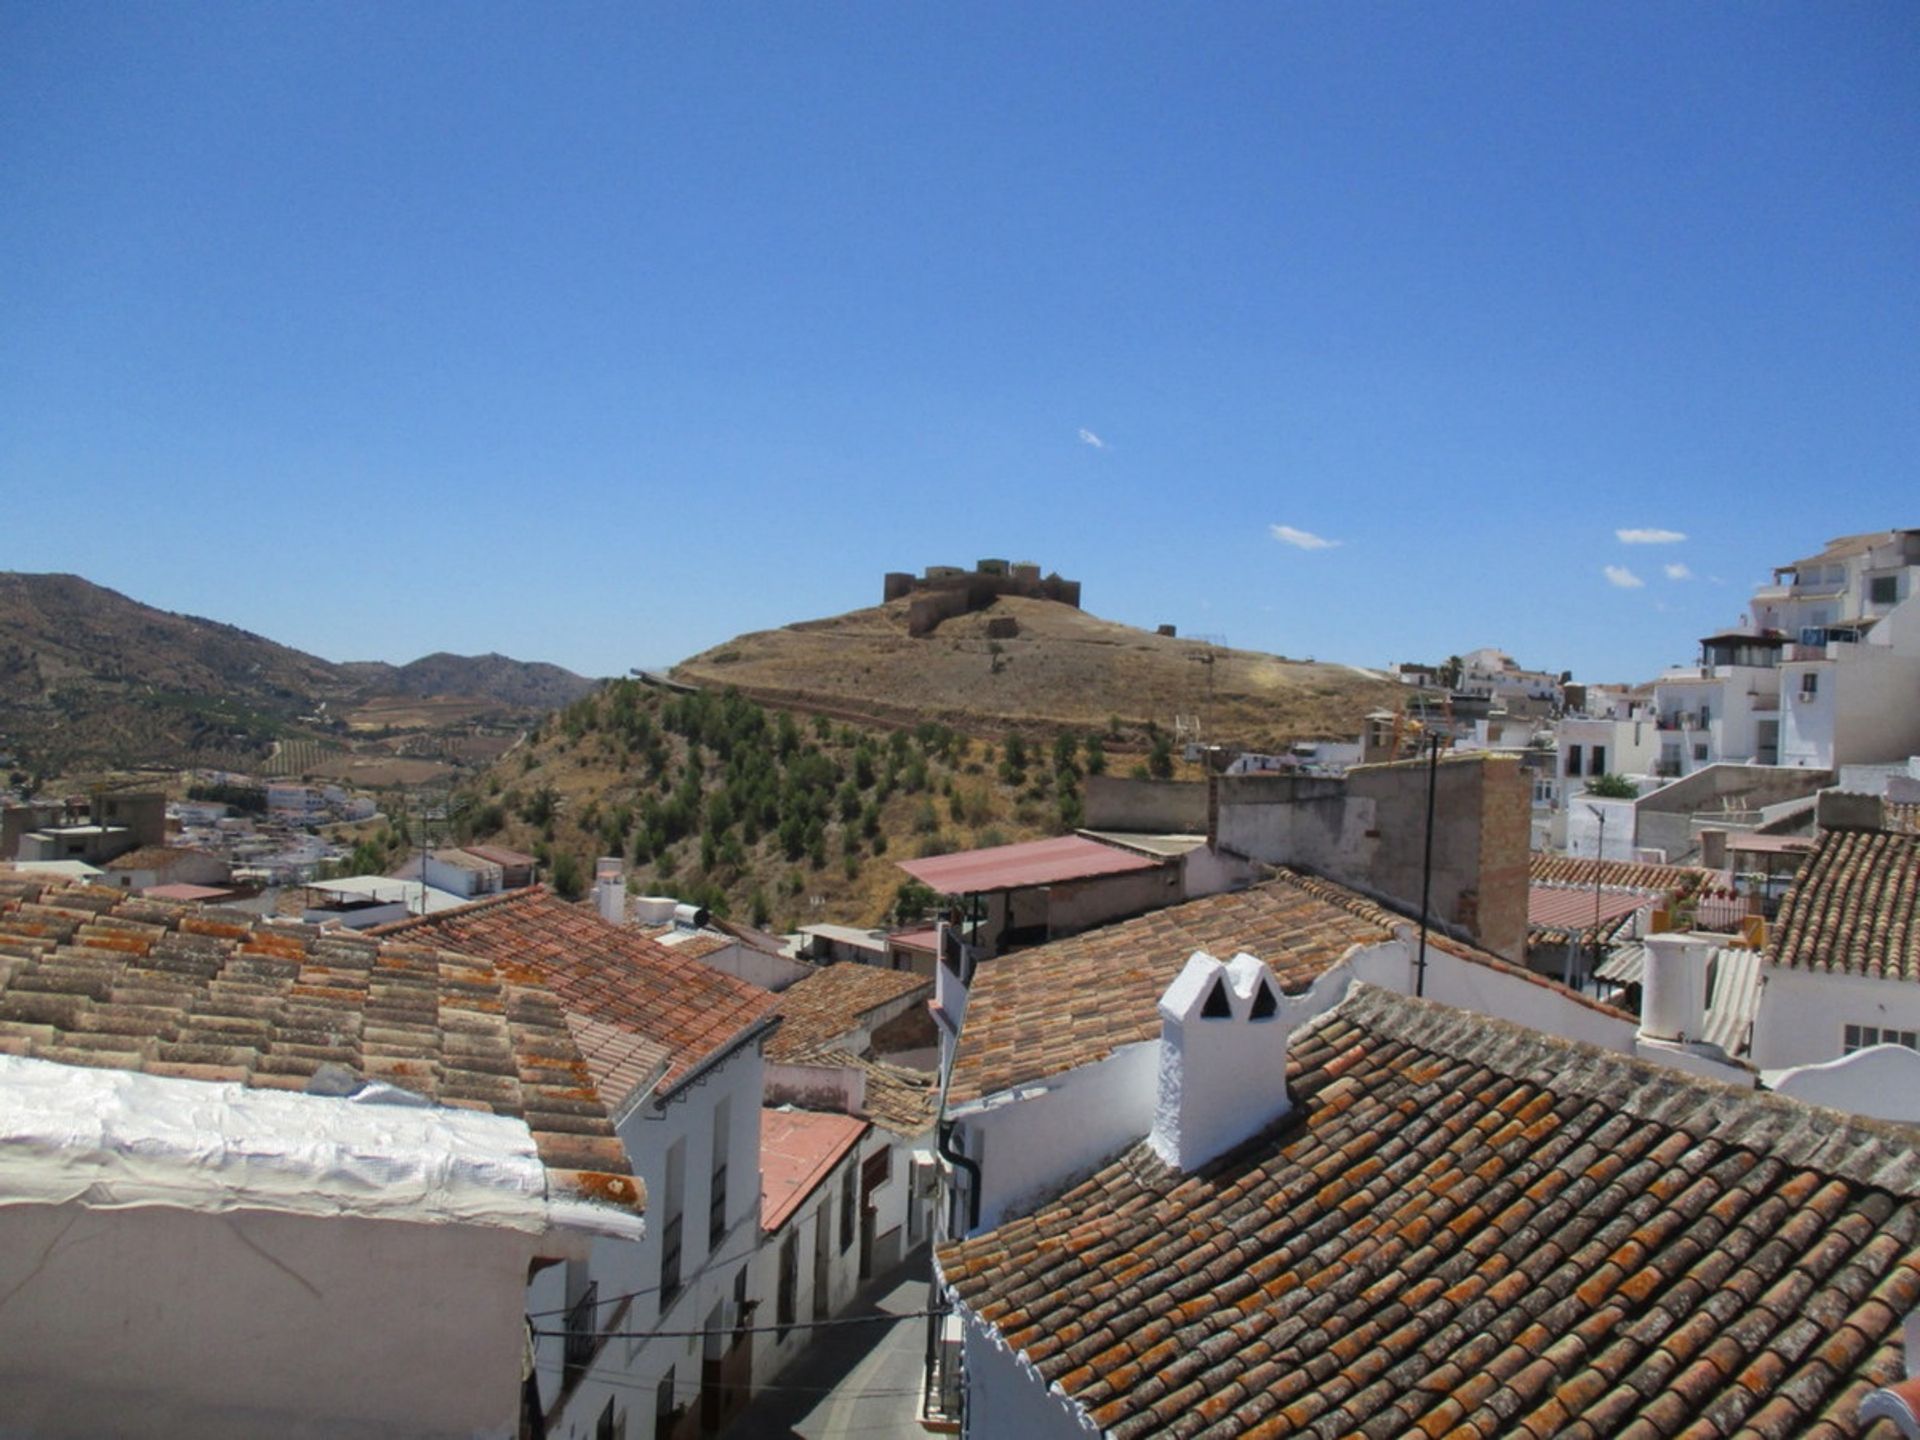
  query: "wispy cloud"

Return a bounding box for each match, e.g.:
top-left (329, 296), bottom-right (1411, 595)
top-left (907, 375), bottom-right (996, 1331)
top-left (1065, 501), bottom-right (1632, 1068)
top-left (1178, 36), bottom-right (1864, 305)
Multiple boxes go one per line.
top-left (1604, 565), bottom-right (1645, 589)
top-left (1664, 562), bottom-right (1694, 581)
top-left (1616, 527), bottom-right (1687, 545)
top-left (1077, 428), bottom-right (1106, 449)
top-left (1270, 524), bottom-right (1341, 551)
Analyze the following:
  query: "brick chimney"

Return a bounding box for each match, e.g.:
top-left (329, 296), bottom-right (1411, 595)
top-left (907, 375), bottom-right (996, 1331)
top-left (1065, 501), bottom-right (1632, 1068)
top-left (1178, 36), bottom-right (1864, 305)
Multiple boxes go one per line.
top-left (1150, 951), bottom-right (1292, 1173)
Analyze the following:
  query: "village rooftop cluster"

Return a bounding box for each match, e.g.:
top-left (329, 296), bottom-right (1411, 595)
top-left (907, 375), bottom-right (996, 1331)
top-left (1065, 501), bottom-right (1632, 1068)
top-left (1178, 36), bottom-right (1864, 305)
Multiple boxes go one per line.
top-left (3, 529), bottom-right (1920, 1438)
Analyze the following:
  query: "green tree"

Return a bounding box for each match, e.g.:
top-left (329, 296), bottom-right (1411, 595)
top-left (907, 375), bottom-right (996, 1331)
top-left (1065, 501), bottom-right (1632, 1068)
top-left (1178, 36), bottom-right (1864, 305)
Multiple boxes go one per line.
top-left (1148, 733), bottom-right (1174, 780)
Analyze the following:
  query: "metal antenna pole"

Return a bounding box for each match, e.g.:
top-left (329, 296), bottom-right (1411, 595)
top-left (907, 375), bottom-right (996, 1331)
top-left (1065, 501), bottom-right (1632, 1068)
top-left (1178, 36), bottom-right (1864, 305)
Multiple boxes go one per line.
top-left (1415, 733), bottom-right (1439, 998)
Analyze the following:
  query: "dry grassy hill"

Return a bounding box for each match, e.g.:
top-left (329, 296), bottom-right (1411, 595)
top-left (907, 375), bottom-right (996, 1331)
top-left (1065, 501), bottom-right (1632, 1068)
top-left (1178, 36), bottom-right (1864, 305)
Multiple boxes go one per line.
top-left (675, 594), bottom-right (1403, 750)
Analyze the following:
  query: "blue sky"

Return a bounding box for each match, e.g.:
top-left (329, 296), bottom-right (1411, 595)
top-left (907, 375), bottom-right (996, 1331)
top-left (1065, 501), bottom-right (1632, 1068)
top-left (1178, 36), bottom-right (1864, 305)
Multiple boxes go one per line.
top-left (4, 3), bottom-right (1915, 685)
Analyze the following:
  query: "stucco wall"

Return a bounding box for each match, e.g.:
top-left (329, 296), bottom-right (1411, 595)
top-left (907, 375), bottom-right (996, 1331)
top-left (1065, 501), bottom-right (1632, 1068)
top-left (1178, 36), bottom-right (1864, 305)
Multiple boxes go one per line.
top-left (1769, 1044), bottom-right (1920, 1125)
top-left (0, 1203), bottom-right (533, 1439)
top-left (1083, 776), bottom-right (1210, 833)
top-left (1046, 866), bottom-right (1181, 938)
top-left (539, 1043), bottom-right (765, 1436)
top-left (750, 1143), bottom-right (867, 1390)
top-left (1749, 966), bottom-right (1920, 1072)
top-left (957, 1302), bottom-right (1098, 1438)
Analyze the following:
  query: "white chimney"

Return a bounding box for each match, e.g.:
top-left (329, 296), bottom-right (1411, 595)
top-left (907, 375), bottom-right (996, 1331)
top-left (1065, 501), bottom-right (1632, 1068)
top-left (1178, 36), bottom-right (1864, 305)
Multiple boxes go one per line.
top-left (1150, 951), bottom-right (1293, 1174)
top-left (1640, 933), bottom-right (1710, 1043)
top-left (594, 857), bottom-right (626, 926)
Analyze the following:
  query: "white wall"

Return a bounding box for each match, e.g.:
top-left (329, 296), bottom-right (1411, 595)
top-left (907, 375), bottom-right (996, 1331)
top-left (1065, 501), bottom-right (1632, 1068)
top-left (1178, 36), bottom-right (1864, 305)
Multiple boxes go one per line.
top-left (1769, 1045), bottom-right (1920, 1125)
top-left (0, 1203), bottom-right (535, 1439)
top-left (955, 1301), bottom-right (1097, 1439)
top-left (749, 1144), bottom-right (867, 1389)
top-left (1749, 966), bottom-right (1920, 1072)
top-left (1561, 796), bottom-right (1638, 862)
top-left (696, 940), bottom-right (814, 992)
top-left (538, 1043), bottom-right (765, 1439)
top-left (955, 1041), bottom-right (1159, 1233)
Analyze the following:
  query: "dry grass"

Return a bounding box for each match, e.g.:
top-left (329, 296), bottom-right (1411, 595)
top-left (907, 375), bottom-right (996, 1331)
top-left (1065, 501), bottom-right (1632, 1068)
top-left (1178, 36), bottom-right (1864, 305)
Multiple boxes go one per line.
top-left (676, 596), bottom-right (1403, 749)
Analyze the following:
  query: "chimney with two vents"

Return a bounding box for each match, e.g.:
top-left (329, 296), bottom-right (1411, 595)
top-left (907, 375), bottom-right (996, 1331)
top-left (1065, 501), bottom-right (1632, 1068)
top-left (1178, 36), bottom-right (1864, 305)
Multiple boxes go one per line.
top-left (1151, 951), bottom-right (1293, 1174)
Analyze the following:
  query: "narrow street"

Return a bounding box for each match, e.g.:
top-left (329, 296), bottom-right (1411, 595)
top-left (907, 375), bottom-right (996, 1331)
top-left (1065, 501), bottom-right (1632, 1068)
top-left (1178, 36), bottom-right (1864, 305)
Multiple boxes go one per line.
top-left (720, 1246), bottom-right (935, 1440)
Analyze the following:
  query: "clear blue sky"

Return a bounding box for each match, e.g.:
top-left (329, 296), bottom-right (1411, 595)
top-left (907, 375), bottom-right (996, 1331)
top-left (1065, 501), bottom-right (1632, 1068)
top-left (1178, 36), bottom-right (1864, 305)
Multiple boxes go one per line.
top-left (4, 3), bottom-right (1915, 685)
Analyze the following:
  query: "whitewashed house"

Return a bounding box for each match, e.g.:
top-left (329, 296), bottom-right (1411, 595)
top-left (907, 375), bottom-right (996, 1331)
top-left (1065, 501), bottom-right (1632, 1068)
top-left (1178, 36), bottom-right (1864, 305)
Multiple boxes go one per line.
top-left (376, 887), bottom-right (782, 1440)
top-left (0, 877), bottom-right (645, 1440)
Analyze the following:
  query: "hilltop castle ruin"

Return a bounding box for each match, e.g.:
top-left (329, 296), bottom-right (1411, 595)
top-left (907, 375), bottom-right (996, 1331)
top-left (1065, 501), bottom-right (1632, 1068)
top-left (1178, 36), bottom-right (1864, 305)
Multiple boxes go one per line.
top-left (883, 559), bottom-right (1083, 637)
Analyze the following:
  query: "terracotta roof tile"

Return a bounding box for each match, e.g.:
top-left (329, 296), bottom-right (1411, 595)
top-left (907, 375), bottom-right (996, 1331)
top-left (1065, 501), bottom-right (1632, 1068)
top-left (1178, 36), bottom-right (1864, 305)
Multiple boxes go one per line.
top-left (1767, 829), bottom-right (1920, 984)
top-left (949, 875), bottom-right (1400, 1106)
top-left (1529, 855), bottom-right (1717, 898)
top-left (373, 886), bottom-right (780, 1092)
top-left (0, 879), bottom-right (639, 1215)
top-left (760, 1106), bottom-right (868, 1232)
top-left (782, 1045), bottom-right (938, 1134)
top-left (940, 985), bottom-right (1920, 1438)
top-left (764, 963), bottom-right (931, 1062)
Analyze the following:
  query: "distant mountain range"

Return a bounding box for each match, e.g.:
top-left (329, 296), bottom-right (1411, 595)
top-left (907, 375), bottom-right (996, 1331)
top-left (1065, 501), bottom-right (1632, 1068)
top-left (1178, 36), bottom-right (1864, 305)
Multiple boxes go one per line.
top-left (0, 573), bottom-right (598, 773)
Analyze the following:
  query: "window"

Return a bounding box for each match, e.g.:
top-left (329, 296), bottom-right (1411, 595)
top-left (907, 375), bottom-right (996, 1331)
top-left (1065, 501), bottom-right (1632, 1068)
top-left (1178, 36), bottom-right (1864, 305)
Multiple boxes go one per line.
top-left (661, 1138), bottom-right (685, 1307)
top-left (840, 1165), bottom-right (856, 1252)
top-left (655, 1369), bottom-right (677, 1432)
top-left (777, 1233), bottom-right (798, 1338)
top-left (1844, 1024), bottom-right (1919, 1054)
top-left (1870, 575), bottom-right (1899, 605)
top-left (1566, 745), bottom-right (1583, 778)
top-left (709, 1097), bottom-right (731, 1249)
top-left (1589, 745), bottom-right (1607, 777)
top-left (1693, 743), bottom-right (1709, 761)
top-left (1800, 672), bottom-right (1819, 699)
top-left (595, 1397), bottom-right (624, 1440)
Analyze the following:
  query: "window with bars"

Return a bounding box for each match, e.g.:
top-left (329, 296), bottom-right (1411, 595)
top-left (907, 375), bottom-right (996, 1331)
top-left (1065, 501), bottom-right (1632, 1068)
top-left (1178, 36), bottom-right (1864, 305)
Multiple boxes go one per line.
top-left (1843, 1024), bottom-right (1919, 1054)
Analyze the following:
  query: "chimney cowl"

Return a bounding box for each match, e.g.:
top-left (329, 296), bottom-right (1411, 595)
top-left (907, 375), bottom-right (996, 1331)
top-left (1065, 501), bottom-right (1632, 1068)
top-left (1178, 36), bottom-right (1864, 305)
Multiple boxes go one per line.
top-left (1151, 951), bottom-right (1293, 1174)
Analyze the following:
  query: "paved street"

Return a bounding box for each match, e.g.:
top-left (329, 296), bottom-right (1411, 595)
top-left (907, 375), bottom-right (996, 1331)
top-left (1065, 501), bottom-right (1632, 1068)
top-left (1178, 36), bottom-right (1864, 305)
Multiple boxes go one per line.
top-left (719, 1246), bottom-right (934, 1440)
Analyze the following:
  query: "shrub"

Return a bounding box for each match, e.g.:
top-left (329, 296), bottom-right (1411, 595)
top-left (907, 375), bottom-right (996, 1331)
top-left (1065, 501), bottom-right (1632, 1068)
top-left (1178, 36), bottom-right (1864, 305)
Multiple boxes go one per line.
top-left (1586, 773), bottom-right (1638, 799)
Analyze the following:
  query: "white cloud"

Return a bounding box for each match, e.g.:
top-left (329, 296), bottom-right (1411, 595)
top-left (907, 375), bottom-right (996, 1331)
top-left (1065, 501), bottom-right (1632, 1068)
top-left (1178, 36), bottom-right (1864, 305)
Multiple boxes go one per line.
top-left (1664, 562), bottom-right (1693, 581)
top-left (1077, 428), bottom-right (1106, 449)
top-left (1604, 565), bottom-right (1645, 589)
top-left (1616, 527), bottom-right (1688, 545)
top-left (1270, 524), bottom-right (1340, 551)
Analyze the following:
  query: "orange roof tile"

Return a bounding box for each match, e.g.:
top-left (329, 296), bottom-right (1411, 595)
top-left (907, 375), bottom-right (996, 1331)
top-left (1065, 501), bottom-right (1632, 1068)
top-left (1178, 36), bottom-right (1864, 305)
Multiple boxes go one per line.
top-left (1767, 828), bottom-right (1920, 983)
top-left (373, 887), bottom-right (780, 1093)
top-left (765, 963), bottom-right (931, 1062)
top-left (949, 874), bottom-right (1394, 1105)
top-left (0, 877), bottom-right (640, 1215)
top-left (940, 984), bottom-right (1920, 1438)
top-left (760, 1106), bottom-right (867, 1232)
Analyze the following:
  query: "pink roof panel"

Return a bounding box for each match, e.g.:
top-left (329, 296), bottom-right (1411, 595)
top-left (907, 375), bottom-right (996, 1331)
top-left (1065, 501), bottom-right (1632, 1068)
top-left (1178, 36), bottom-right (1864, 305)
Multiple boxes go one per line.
top-left (760, 1107), bottom-right (869, 1232)
top-left (1528, 885), bottom-right (1659, 932)
top-left (897, 835), bottom-right (1163, 894)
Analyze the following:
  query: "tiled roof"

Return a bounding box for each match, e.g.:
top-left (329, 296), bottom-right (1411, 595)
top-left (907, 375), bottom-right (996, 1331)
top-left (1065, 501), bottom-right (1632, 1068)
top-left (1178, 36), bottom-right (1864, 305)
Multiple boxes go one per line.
top-left (1529, 853), bottom-right (1715, 897)
top-left (1768, 828), bottom-right (1920, 984)
top-left (0, 878), bottom-right (640, 1214)
top-left (373, 887), bottom-right (780, 1094)
top-left (103, 845), bottom-right (218, 872)
top-left (760, 1106), bottom-right (868, 1232)
top-left (464, 844), bottom-right (537, 868)
top-left (1886, 802), bottom-right (1920, 837)
top-left (1528, 883), bottom-right (1662, 939)
top-left (784, 1045), bottom-right (938, 1135)
top-left (941, 984), bottom-right (1920, 1439)
top-left (764, 963), bottom-right (931, 1063)
top-left (949, 875), bottom-right (1395, 1106)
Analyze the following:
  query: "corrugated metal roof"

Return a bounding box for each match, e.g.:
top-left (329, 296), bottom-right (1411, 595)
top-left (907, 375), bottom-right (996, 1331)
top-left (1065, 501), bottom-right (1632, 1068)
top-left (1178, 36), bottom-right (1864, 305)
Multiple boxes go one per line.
top-left (897, 834), bottom-right (1163, 894)
top-left (1076, 830), bottom-right (1210, 859)
top-left (1593, 941), bottom-right (1762, 1056)
top-left (1528, 885), bottom-right (1658, 934)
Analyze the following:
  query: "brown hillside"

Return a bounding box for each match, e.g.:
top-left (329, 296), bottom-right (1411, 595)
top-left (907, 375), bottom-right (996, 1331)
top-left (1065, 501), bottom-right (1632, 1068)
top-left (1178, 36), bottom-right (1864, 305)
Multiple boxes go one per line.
top-left (675, 595), bottom-right (1404, 749)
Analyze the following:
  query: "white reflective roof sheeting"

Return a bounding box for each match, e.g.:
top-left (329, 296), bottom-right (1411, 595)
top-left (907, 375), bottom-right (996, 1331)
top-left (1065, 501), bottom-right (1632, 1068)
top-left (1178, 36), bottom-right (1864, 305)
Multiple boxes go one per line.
top-left (0, 1053), bottom-right (558, 1232)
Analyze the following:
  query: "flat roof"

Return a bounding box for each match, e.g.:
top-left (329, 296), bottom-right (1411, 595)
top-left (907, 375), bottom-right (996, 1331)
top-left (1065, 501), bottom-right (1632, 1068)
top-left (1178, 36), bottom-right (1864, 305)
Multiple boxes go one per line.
top-left (143, 883), bottom-right (234, 902)
top-left (305, 877), bottom-right (470, 914)
top-left (1076, 830), bottom-right (1209, 859)
top-left (896, 834), bottom-right (1163, 895)
top-left (760, 1106), bottom-right (868, 1232)
top-left (1726, 833), bottom-right (1815, 854)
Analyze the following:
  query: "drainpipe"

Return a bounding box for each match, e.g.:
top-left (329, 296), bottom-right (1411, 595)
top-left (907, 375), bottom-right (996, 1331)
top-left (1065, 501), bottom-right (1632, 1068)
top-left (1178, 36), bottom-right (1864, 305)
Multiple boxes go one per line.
top-left (934, 1053), bottom-right (982, 1233)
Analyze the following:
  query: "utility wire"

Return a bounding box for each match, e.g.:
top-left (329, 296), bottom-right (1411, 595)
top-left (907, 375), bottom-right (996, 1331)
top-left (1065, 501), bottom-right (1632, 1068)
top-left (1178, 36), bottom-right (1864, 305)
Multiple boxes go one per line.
top-left (532, 1306), bottom-right (941, 1342)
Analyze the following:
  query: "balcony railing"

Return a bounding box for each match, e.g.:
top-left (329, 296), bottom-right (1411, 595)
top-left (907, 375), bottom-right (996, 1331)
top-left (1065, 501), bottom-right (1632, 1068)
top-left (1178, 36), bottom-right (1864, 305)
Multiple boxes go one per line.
top-left (564, 1281), bottom-right (600, 1381)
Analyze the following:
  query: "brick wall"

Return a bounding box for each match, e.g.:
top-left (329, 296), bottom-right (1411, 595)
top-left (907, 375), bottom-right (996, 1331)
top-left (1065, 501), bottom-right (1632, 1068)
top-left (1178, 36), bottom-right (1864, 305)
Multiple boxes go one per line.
top-left (1472, 755), bottom-right (1531, 962)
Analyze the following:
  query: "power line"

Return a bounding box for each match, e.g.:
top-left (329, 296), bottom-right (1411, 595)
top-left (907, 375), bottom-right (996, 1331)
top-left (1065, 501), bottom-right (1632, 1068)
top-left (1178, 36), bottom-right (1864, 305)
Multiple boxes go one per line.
top-left (532, 1307), bottom-right (941, 1342)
